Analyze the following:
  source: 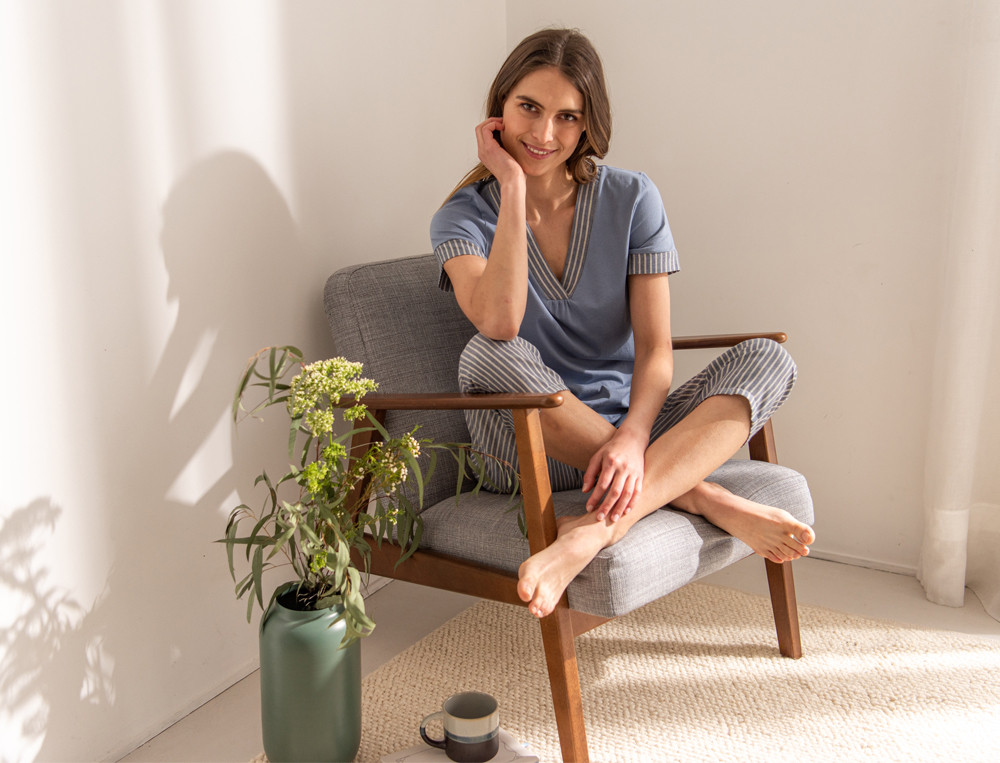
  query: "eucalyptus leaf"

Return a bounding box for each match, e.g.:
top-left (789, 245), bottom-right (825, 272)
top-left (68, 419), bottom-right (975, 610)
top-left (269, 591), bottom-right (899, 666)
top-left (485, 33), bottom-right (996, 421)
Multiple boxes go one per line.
top-left (233, 361), bottom-right (258, 421)
top-left (454, 446), bottom-right (467, 497)
top-left (269, 521), bottom-right (298, 559)
top-left (252, 547), bottom-right (264, 606)
top-left (267, 347), bottom-right (278, 396)
top-left (235, 573), bottom-right (253, 597)
top-left (401, 449), bottom-right (424, 508)
top-left (469, 451), bottom-right (487, 495)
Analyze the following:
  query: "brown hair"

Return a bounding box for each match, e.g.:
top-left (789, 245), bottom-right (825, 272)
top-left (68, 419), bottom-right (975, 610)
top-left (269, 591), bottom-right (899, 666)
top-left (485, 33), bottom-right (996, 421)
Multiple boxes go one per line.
top-left (447, 28), bottom-right (611, 200)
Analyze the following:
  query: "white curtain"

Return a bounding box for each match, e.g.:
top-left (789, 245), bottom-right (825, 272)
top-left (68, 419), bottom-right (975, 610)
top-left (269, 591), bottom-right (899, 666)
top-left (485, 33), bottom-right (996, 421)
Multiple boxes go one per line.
top-left (918, 0), bottom-right (1000, 620)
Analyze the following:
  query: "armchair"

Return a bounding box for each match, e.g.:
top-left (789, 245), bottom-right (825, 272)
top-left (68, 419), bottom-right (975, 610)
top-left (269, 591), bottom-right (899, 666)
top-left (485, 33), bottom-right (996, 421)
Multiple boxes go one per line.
top-left (324, 254), bottom-right (813, 762)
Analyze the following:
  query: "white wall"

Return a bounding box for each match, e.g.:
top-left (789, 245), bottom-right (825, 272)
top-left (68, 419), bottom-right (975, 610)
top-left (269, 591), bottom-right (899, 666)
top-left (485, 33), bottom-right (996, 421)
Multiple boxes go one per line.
top-left (509, 0), bottom-right (972, 571)
top-left (0, 1), bottom-right (992, 760)
top-left (0, 2), bottom-right (505, 760)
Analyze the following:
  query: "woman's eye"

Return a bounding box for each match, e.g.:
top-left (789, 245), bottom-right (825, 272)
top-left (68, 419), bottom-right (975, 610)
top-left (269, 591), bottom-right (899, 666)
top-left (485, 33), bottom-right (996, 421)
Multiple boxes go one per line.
top-left (561, 114), bottom-right (577, 122)
top-left (520, 103), bottom-right (537, 113)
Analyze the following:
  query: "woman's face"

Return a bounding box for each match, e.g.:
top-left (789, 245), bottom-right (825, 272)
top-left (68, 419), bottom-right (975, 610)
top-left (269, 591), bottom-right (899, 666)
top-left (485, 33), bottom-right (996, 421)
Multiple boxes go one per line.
top-left (500, 67), bottom-right (586, 179)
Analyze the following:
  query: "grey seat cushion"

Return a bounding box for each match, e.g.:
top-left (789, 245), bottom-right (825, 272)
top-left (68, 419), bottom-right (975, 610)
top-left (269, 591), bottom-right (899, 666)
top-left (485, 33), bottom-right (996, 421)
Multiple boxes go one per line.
top-left (325, 254), bottom-right (815, 619)
top-left (419, 459), bottom-right (813, 618)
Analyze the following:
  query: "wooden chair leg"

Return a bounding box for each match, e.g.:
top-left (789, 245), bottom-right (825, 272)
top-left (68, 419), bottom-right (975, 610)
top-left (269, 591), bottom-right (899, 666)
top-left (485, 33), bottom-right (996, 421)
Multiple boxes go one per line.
top-left (765, 559), bottom-right (802, 659)
top-left (749, 419), bottom-right (804, 658)
top-left (512, 408), bottom-right (590, 761)
top-left (540, 608), bottom-right (590, 763)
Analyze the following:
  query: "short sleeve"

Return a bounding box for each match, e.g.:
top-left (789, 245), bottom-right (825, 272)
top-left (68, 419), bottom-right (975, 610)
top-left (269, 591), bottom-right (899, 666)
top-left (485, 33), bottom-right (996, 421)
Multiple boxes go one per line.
top-left (627, 173), bottom-right (680, 276)
top-left (430, 187), bottom-right (492, 292)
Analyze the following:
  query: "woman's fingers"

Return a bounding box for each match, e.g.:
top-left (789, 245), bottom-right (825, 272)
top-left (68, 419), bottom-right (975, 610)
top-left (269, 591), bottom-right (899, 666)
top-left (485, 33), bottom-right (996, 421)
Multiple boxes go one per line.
top-left (475, 118), bottom-right (522, 182)
top-left (584, 451), bottom-right (613, 511)
top-left (475, 118), bottom-right (503, 154)
top-left (583, 431), bottom-right (648, 520)
top-left (586, 460), bottom-right (642, 521)
top-left (582, 452), bottom-right (602, 498)
top-left (596, 473), bottom-right (637, 522)
top-left (479, 116), bottom-right (503, 133)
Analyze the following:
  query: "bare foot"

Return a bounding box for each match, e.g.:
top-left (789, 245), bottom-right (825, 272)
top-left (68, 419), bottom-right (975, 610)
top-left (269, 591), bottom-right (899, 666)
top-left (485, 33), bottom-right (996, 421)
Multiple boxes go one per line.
top-left (677, 481), bottom-right (815, 564)
top-left (517, 514), bottom-right (612, 618)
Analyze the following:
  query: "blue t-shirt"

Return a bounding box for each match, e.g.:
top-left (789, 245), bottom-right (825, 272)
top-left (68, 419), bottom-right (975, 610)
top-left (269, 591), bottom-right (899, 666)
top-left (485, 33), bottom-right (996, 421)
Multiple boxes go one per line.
top-left (430, 165), bottom-right (679, 423)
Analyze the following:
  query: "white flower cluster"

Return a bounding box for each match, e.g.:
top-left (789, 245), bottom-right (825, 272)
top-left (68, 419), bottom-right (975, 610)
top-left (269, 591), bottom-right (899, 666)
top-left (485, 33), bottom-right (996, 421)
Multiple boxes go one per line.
top-left (401, 433), bottom-right (421, 458)
top-left (288, 357), bottom-right (378, 435)
top-left (375, 432), bottom-right (423, 494)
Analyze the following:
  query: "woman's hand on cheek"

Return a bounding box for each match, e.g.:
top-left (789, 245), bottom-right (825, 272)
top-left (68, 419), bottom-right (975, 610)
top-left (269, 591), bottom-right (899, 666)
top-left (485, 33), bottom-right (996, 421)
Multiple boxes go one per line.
top-left (476, 118), bottom-right (523, 185)
top-left (582, 430), bottom-right (648, 523)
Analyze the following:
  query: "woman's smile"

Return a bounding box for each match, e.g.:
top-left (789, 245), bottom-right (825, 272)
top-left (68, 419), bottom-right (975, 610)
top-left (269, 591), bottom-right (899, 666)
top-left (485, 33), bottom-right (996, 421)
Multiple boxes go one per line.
top-left (522, 142), bottom-right (558, 159)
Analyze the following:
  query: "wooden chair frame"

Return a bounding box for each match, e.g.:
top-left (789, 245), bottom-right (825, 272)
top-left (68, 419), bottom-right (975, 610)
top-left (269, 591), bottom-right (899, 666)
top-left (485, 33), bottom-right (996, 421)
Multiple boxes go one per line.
top-left (342, 332), bottom-right (801, 763)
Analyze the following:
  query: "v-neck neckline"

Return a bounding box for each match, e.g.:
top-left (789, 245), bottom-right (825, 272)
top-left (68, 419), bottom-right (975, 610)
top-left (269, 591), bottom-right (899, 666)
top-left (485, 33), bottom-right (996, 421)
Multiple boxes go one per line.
top-left (484, 168), bottom-right (600, 301)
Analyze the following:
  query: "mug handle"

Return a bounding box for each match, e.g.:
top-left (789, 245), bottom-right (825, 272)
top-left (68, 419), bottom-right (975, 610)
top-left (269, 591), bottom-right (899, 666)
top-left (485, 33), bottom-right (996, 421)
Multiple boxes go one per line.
top-left (420, 710), bottom-right (447, 750)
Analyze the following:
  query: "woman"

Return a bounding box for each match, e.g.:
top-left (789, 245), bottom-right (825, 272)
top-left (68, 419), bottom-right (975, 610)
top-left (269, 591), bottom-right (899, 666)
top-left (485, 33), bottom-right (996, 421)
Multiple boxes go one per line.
top-left (430, 28), bottom-right (815, 619)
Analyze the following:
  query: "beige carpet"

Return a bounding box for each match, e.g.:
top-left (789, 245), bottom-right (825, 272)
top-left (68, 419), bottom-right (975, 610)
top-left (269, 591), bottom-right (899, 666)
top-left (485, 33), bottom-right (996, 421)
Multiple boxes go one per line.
top-left (351, 583), bottom-right (1000, 762)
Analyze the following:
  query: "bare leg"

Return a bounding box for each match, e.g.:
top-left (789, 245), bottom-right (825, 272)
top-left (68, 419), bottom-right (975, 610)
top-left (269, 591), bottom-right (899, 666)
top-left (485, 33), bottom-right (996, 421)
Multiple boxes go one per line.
top-left (517, 393), bottom-right (815, 617)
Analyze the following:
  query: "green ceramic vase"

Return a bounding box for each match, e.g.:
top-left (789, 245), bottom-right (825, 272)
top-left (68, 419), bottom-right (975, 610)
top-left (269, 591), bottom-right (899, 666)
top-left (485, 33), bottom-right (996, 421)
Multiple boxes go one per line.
top-left (259, 583), bottom-right (362, 762)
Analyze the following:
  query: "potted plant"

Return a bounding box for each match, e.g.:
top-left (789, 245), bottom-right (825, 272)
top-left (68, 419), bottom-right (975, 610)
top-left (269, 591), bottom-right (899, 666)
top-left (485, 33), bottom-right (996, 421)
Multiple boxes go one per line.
top-left (222, 346), bottom-right (501, 762)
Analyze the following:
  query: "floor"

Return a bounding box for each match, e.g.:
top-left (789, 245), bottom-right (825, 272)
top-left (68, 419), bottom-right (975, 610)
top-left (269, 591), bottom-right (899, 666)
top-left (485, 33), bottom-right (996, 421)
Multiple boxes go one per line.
top-left (120, 556), bottom-right (1000, 762)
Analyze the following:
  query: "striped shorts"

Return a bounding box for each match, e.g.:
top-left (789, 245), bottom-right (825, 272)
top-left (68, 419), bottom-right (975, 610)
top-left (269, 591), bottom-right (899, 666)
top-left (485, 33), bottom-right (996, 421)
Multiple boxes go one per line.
top-left (458, 334), bottom-right (797, 492)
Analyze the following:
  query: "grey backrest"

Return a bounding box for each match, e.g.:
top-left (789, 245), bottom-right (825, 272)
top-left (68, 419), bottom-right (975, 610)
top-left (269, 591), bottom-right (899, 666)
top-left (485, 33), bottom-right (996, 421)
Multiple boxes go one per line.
top-left (323, 254), bottom-right (478, 508)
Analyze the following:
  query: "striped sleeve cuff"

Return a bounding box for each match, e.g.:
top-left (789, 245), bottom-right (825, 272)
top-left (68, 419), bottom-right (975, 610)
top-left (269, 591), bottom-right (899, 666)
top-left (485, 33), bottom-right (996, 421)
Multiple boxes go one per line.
top-left (434, 239), bottom-right (487, 291)
top-left (627, 249), bottom-right (680, 276)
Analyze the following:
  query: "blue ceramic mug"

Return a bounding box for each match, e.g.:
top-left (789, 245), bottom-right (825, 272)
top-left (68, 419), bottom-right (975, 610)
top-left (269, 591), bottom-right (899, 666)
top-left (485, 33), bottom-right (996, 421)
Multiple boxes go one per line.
top-left (420, 691), bottom-right (500, 762)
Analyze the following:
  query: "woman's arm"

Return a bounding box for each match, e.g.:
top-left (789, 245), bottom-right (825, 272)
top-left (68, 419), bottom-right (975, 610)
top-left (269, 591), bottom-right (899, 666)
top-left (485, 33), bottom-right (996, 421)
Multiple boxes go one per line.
top-left (620, 272), bottom-right (674, 443)
top-left (444, 118), bottom-right (530, 340)
top-left (583, 272), bottom-right (674, 520)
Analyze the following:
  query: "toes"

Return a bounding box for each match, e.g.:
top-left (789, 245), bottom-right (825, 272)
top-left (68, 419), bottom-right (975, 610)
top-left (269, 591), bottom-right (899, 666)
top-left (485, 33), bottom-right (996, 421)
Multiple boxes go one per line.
top-left (519, 573), bottom-right (556, 616)
top-left (516, 577), bottom-right (535, 604)
top-left (530, 595), bottom-right (554, 619)
top-left (785, 525), bottom-right (815, 557)
top-left (784, 537), bottom-right (810, 557)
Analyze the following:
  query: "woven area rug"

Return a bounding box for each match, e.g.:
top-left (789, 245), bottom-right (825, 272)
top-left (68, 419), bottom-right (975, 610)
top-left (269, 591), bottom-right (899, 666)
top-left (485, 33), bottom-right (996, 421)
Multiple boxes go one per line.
top-left (262, 583), bottom-right (1000, 762)
top-left (360, 584), bottom-right (1000, 762)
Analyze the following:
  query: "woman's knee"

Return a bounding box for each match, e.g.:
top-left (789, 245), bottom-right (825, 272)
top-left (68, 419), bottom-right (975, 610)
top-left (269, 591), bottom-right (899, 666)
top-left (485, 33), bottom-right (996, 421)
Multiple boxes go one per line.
top-left (735, 338), bottom-right (797, 393)
top-left (731, 338), bottom-right (797, 431)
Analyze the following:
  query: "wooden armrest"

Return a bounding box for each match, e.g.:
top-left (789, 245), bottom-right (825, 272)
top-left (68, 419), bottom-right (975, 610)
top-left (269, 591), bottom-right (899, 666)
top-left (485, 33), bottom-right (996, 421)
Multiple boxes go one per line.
top-left (673, 331), bottom-right (787, 350)
top-left (333, 391), bottom-right (564, 411)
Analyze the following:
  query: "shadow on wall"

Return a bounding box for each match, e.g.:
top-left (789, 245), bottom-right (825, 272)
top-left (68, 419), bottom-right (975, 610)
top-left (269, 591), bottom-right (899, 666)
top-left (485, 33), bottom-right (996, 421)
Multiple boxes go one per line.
top-left (118, 147), bottom-right (304, 714)
top-left (0, 500), bottom-right (112, 763)
top-left (1, 152), bottom-right (303, 761)
top-left (155, 149), bottom-right (302, 513)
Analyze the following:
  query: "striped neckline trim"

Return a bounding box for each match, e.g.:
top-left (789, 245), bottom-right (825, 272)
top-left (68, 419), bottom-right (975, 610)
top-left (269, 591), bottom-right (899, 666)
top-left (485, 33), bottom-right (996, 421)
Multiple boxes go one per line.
top-left (484, 170), bottom-right (599, 301)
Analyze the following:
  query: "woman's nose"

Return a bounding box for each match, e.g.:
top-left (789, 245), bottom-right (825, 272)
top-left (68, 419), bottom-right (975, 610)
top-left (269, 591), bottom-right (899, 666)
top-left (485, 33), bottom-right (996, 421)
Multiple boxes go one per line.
top-left (532, 117), bottom-right (555, 144)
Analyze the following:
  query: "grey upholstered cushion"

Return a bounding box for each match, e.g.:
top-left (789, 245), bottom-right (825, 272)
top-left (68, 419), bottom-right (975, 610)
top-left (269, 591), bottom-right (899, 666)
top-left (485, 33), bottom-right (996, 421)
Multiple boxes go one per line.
top-left (324, 254), bottom-right (815, 619)
top-left (419, 459), bottom-right (813, 618)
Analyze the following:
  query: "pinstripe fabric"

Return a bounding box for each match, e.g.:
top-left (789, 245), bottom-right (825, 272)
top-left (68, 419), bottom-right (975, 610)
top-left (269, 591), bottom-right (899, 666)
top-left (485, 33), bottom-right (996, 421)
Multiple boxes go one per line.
top-left (649, 337), bottom-right (798, 442)
top-left (458, 334), bottom-right (796, 492)
top-left (628, 250), bottom-right (679, 275)
top-left (433, 239), bottom-right (484, 292)
top-left (459, 334), bottom-right (585, 491)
